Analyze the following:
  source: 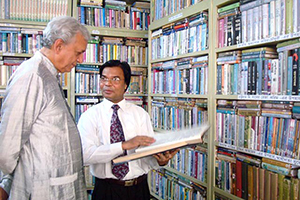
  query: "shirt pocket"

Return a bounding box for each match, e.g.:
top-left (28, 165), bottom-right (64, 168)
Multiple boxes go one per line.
top-left (49, 172), bottom-right (77, 200)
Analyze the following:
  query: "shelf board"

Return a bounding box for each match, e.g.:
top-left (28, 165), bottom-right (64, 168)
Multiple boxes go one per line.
top-left (86, 26), bottom-right (148, 38)
top-left (216, 142), bottom-right (300, 166)
top-left (213, 0), bottom-right (239, 7)
top-left (149, 1), bottom-right (209, 31)
top-left (80, 62), bottom-right (148, 68)
top-left (150, 93), bottom-right (208, 99)
top-left (0, 52), bottom-right (33, 58)
top-left (81, 62), bottom-right (102, 66)
top-left (86, 186), bottom-right (94, 190)
top-left (0, 19), bottom-right (47, 28)
top-left (75, 93), bottom-right (101, 97)
top-left (75, 93), bottom-right (147, 97)
top-left (215, 94), bottom-right (300, 102)
top-left (150, 50), bottom-right (209, 63)
top-left (0, 86), bottom-right (6, 90)
top-left (150, 192), bottom-right (163, 200)
top-left (215, 32), bottom-right (300, 53)
top-left (214, 187), bottom-right (244, 200)
top-left (125, 93), bottom-right (148, 97)
top-left (164, 166), bottom-right (207, 187)
top-left (131, 64), bottom-right (148, 68)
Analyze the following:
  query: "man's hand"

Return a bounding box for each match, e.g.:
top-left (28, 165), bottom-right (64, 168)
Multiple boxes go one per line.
top-left (153, 149), bottom-right (180, 166)
top-left (0, 187), bottom-right (8, 200)
top-left (122, 136), bottom-right (155, 150)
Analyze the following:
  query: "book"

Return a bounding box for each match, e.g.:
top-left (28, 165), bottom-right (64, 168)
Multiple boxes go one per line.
top-left (113, 124), bottom-right (210, 164)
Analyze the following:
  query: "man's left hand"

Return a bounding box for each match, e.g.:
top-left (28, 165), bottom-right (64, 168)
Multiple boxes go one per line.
top-left (153, 149), bottom-right (180, 166)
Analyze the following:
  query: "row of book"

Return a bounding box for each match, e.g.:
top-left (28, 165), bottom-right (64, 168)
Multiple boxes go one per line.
top-left (151, 12), bottom-right (208, 60)
top-left (151, 97), bottom-right (208, 130)
top-left (218, 0), bottom-right (300, 47)
top-left (84, 39), bottom-right (148, 65)
top-left (77, 6), bottom-right (150, 30)
top-left (168, 146), bottom-right (207, 182)
top-left (216, 42), bottom-right (300, 95)
top-left (0, 0), bottom-right (68, 22)
top-left (0, 30), bottom-right (43, 54)
top-left (151, 0), bottom-right (203, 21)
top-left (1, 59), bottom-right (67, 87)
top-left (216, 148), bottom-right (300, 200)
top-left (149, 169), bottom-right (206, 200)
top-left (151, 56), bottom-right (208, 95)
top-left (216, 99), bottom-right (300, 159)
top-left (127, 68), bottom-right (147, 95)
top-left (217, 2), bottom-right (241, 47)
top-left (75, 96), bottom-right (147, 122)
top-left (0, 57), bottom-right (26, 86)
top-left (75, 65), bottom-right (147, 95)
top-left (75, 98), bottom-right (102, 122)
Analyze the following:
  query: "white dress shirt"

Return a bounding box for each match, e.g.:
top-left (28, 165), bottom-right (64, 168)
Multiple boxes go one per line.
top-left (78, 98), bottom-right (159, 180)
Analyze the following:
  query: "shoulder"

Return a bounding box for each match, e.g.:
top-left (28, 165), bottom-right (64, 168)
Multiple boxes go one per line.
top-left (79, 102), bottom-right (103, 121)
top-left (125, 101), bottom-right (147, 113)
top-left (124, 102), bottom-right (150, 119)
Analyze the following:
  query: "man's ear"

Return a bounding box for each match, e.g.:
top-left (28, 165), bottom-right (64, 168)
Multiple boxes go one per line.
top-left (53, 38), bottom-right (64, 53)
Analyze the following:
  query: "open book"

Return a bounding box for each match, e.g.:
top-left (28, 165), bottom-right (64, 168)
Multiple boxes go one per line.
top-left (113, 124), bottom-right (210, 164)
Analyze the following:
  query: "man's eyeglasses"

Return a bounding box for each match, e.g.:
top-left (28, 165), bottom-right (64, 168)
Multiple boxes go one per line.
top-left (100, 76), bottom-right (123, 84)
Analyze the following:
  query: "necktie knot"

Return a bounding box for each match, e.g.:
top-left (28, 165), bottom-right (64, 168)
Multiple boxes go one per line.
top-left (112, 104), bottom-right (120, 111)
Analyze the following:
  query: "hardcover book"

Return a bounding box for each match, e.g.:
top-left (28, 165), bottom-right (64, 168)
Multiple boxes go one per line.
top-left (113, 124), bottom-right (210, 164)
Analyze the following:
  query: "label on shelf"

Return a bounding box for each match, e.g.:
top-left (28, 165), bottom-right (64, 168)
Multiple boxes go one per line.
top-left (168, 13), bottom-right (183, 22)
top-left (91, 30), bottom-right (100, 35)
top-left (293, 32), bottom-right (300, 37)
top-left (3, 53), bottom-right (16, 56)
top-left (237, 32), bottom-right (300, 48)
top-left (218, 142), bottom-right (237, 150)
top-left (237, 95), bottom-right (300, 101)
top-left (218, 142), bottom-right (300, 166)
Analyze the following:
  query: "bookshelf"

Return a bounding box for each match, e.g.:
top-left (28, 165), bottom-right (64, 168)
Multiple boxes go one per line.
top-left (0, 0), bottom-right (73, 105)
top-left (70, 0), bottom-right (150, 123)
top-left (1, 0), bottom-right (300, 199)
top-left (212, 0), bottom-right (300, 200)
top-left (149, 0), bottom-right (300, 199)
top-left (148, 0), bottom-right (212, 199)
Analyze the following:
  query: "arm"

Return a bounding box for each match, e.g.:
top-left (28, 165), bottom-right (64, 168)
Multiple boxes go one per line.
top-left (0, 73), bottom-right (43, 174)
top-left (78, 109), bottom-right (125, 165)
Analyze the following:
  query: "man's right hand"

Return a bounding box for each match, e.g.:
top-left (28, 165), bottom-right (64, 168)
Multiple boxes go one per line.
top-left (122, 136), bottom-right (155, 150)
top-left (0, 187), bottom-right (8, 200)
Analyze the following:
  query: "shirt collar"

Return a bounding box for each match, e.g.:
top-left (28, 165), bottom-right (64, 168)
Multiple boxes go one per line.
top-left (103, 98), bottom-right (126, 112)
top-left (36, 51), bottom-right (58, 78)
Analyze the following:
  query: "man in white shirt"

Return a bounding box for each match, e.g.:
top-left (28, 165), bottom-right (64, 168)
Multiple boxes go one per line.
top-left (78, 60), bottom-right (178, 200)
top-left (0, 16), bottom-right (90, 200)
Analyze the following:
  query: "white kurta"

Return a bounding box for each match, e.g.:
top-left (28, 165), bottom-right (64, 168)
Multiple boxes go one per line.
top-left (0, 52), bottom-right (87, 200)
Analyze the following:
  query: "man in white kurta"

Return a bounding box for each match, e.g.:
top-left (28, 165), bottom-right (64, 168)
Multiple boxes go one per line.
top-left (0, 16), bottom-right (90, 200)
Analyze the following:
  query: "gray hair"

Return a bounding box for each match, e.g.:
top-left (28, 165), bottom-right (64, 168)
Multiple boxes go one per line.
top-left (42, 16), bottom-right (90, 48)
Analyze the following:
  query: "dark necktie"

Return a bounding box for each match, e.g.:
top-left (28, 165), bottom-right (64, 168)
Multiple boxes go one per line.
top-left (110, 104), bottom-right (129, 179)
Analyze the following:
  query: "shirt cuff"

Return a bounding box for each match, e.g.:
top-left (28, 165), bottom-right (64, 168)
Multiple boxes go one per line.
top-left (110, 142), bottom-right (124, 156)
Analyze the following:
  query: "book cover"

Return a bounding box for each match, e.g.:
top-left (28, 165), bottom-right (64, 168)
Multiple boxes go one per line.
top-left (113, 124), bottom-right (210, 164)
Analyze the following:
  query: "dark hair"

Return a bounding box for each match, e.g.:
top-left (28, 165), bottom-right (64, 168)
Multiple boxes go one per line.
top-left (100, 60), bottom-right (131, 91)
